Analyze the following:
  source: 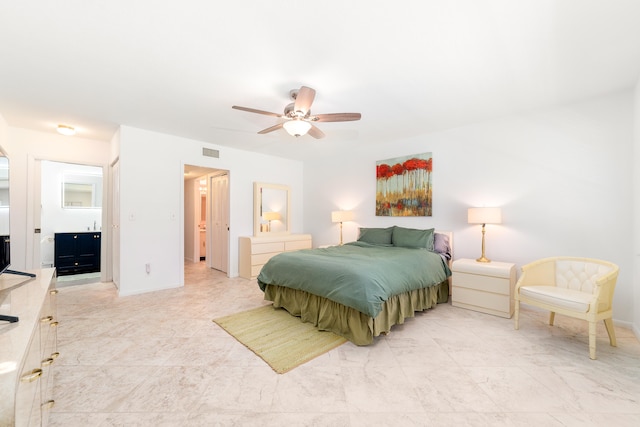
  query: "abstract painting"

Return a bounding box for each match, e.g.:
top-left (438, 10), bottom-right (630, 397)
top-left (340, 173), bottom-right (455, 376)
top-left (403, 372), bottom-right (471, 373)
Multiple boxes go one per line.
top-left (376, 152), bottom-right (432, 216)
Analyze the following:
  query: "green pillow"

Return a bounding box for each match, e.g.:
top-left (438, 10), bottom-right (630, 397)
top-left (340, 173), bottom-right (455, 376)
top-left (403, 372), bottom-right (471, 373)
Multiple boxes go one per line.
top-left (357, 227), bottom-right (394, 245)
top-left (392, 226), bottom-right (435, 250)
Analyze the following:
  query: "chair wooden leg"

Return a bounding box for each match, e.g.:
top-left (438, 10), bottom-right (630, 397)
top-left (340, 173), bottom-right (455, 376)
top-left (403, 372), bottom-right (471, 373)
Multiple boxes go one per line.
top-left (514, 299), bottom-right (520, 330)
top-left (589, 321), bottom-right (597, 359)
top-left (604, 318), bottom-right (617, 347)
top-left (549, 311), bottom-right (555, 326)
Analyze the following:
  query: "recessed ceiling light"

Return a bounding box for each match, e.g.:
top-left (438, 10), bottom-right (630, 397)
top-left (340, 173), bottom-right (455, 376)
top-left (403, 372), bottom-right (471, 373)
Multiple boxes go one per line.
top-left (57, 124), bottom-right (76, 136)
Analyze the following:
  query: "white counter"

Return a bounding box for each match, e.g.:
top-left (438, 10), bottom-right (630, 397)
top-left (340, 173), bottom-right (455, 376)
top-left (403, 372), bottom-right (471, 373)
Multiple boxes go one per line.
top-left (0, 268), bottom-right (57, 426)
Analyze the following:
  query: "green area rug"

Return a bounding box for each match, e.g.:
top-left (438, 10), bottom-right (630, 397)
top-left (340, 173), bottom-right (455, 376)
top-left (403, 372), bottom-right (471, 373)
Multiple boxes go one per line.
top-left (213, 304), bottom-right (347, 374)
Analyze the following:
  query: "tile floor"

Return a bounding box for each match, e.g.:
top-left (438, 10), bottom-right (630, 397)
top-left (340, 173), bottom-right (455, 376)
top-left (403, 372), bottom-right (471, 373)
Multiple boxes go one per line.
top-left (49, 262), bottom-right (640, 426)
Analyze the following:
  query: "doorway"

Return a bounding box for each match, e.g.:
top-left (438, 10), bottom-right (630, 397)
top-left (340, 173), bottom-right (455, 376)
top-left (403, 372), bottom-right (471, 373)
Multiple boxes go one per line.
top-left (184, 165), bottom-right (229, 276)
top-left (35, 160), bottom-right (105, 284)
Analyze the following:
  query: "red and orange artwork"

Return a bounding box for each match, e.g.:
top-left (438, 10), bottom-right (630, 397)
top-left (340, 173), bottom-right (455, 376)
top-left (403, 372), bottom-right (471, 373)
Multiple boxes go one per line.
top-left (376, 153), bottom-right (432, 216)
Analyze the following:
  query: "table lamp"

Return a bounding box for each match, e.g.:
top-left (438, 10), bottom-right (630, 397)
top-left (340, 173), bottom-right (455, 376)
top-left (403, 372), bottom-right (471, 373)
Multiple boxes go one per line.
top-left (331, 210), bottom-right (354, 245)
top-left (468, 207), bottom-right (502, 263)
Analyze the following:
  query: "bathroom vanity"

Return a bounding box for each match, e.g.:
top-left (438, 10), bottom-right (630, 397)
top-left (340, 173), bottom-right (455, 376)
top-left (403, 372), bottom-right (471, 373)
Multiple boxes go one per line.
top-left (54, 232), bottom-right (101, 276)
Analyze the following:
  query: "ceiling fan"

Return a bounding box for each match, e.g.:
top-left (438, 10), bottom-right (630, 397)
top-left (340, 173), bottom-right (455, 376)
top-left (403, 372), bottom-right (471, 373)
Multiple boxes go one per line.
top-left (232, 86), bottom-right (361, 139)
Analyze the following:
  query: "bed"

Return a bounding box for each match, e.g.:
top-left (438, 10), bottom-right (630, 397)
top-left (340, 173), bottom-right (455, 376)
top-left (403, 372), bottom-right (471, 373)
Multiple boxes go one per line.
top-left (257, 226), bottom-right (453, 345)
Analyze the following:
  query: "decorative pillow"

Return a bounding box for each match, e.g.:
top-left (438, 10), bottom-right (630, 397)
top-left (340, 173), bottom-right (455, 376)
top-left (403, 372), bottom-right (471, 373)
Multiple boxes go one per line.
top-left (392, 226), bottom-right (434, 250)
top-left (434, 232), bottom-right (452, 260)
top-left (357, 227), bottom-right (394, 245)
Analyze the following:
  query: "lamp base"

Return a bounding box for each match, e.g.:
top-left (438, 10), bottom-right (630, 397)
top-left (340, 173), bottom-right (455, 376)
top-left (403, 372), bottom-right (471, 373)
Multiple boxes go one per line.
top-left (476, 256), bottom-right (491, 263)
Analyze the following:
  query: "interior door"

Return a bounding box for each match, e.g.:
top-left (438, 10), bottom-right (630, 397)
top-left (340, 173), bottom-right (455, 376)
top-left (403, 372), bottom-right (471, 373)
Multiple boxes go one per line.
top-left (31, 159), bottom-right (42, 268)
top-left (207, 173), bottom-right (229, 273)
top-left (111, 160), bottom-right (120, 289)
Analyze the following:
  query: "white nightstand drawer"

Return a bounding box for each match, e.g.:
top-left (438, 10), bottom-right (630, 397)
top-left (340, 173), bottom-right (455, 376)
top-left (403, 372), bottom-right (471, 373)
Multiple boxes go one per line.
top-left (453, 272), bottom-right (511, 295)
top-left (452, 287), bottom-right (511, 314)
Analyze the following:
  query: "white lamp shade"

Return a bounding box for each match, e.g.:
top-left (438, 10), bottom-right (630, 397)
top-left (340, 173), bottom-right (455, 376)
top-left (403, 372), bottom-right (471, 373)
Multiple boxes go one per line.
top-left (263, 211), bottom-right (281, 221)
top-left (468, 207), bottom-right (502, 224)
top-left (331, 210), bottom-right (354, 223)
top-left (283, 119), bottom-right (312, 136)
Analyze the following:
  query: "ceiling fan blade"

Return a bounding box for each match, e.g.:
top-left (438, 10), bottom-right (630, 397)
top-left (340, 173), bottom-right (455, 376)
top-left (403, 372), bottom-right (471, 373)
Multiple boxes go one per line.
top-left (307, 123), bottom-right (325, 139)
top-left (311, 112), bottom-right (361, 122)
top-left (232, 105), bottom-right (282, 117)
top-left (257, 122), bottom-right (284, 134)
top-left (294, 86), bottom-right (316, 115)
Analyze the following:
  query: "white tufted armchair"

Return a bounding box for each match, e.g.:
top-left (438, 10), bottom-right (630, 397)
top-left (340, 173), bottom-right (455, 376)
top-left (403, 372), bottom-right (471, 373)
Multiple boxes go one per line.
top-left (514, 256), bottom-right (619, 359)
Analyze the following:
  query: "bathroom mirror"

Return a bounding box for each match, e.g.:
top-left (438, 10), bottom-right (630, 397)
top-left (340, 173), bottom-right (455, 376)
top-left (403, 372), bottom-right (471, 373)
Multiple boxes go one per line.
top-left (0, 154), bottom-right (8, 209)
top-left (0, 151), bottom-right (9, 235)
top-left (63, 172), bottom-right (103, 208)
top-left (254, 182), bottom-right (290, 236)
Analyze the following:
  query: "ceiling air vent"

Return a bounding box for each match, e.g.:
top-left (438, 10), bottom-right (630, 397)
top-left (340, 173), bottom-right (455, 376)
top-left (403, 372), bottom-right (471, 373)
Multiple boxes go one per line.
top-left (202, 147), bottom-right (219, 158)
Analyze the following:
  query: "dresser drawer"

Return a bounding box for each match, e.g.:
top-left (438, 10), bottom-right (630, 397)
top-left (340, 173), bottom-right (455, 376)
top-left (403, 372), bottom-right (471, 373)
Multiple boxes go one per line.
top-left (239, 234), bottom-right (313, 279)
top-left (253, 252), bottom-right (278, 266)
top-left (285, 240), bottom-right (312, 251)
top-left (453, 272), bottom-right (511, 295)
top-left (251, 264), bottom-right (264, 278)
top-left (252, 242), bottom-right (285, 254)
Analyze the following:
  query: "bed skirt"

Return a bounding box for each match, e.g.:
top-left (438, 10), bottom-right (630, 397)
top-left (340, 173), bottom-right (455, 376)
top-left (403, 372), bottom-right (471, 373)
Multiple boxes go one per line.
top-left (263, 280), bottom-right (449, 345)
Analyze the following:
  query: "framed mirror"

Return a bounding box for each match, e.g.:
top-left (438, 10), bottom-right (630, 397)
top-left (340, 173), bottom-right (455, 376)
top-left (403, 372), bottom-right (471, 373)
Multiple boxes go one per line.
top-left (0, 149), bottom-right (10, 275)
top-left (0, 150), bottom-right (9, 235)
top-left (254, 182), bottom-right (290, 236)
top-left (62, 172), bottom-right (103, 208)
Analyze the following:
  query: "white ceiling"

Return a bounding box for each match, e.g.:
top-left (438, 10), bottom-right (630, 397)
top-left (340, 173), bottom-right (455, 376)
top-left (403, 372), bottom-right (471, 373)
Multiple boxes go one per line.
top-left (1, 0), bottom-right (639, 161)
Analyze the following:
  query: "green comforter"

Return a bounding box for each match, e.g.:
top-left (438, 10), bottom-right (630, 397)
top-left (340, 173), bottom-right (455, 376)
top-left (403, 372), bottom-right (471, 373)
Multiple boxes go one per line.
top-left (257, 241), bottom-right (451, 318)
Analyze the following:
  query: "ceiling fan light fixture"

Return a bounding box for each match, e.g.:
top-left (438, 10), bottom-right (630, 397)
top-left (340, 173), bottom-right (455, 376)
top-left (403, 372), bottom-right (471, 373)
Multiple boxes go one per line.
top-left (283, 119), bottom-right (311, 137)
top-left (56, 124), bottom-right (76, 136)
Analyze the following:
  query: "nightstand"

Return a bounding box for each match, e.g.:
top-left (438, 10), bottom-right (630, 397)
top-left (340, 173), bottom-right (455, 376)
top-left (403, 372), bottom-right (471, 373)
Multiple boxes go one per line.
top-left (451, 258), bottom-right (516, 318)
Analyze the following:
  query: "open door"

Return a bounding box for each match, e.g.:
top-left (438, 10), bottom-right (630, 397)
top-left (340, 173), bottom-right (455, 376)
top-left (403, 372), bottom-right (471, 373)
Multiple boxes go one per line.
top-left (207, 173), bottom-right (229, 273)
top-left (111, 159), bottom-right (120, 289)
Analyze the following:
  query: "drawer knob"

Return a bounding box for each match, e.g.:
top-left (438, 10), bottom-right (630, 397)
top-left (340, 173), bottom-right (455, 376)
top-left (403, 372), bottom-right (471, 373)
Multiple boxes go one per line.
top-left (40, 315), bottom-right (53, 323)
top-left (50, 321), bottom-right (59, 328)
top-left (51, 352), bottom-right (60, 359)
top-left (50, 289), bottom-right (59, 295)
top-left (20, 368), bottom-right (43, 383)
top-left (41, 357), bottom-right (55, 367)
top-left (41, 400), bottom-right (55, 410)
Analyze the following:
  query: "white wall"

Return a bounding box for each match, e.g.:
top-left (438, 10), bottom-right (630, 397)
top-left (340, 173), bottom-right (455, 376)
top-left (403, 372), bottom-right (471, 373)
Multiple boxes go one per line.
top-left (304, 91), bottom-right (636, 324)
top-left (117, 126), bottom-right (304, 296)
top-left (3, 127), bottom-right (111, 272)
top-left (634, 78), bottom-right (640, 337)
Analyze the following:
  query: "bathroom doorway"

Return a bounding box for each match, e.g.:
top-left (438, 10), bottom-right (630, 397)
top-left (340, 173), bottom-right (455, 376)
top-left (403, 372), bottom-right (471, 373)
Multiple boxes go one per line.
top-left (34, 160), bottom-right (104, 284)
top-left (184, 165), bottom-right (229, 275)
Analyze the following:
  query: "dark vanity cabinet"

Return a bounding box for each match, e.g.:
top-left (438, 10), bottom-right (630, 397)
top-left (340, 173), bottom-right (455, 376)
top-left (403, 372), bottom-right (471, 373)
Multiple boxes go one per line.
top-left (54, 232), bottom-right (101, 276)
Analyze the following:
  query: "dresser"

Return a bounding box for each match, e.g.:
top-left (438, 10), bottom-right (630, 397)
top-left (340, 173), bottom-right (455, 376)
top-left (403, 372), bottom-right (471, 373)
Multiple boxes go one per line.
top-left (451, 258), bottom-right (516, 318)
top-left (0, 268), bottom-right (58, 427)
top-left (239, 234), bottom-right (312, 279)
